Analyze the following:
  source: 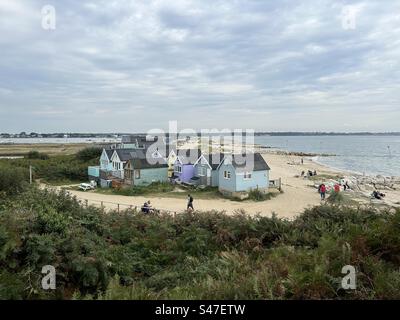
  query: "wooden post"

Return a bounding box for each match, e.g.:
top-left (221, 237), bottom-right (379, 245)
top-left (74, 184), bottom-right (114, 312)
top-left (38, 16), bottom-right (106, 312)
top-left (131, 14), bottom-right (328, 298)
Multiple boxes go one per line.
top-left (101, 201), bottom-right (104, 210)
top-left (117, 203), bottom-right (120, 213)
top-left (29, 166), bottom-right (33, 184)
top-left (85, 200), bottom-right (88, 208)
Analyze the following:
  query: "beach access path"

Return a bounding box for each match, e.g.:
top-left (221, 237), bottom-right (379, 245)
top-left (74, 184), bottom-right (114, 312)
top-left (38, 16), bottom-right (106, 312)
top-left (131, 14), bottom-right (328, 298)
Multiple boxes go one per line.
top-left (51, 154), bottom-right (353, 219)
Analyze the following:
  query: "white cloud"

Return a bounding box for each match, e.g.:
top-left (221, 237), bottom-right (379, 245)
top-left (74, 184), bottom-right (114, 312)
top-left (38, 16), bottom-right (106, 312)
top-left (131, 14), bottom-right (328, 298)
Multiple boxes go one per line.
top-left (0, 0), bottom-right (399, 132)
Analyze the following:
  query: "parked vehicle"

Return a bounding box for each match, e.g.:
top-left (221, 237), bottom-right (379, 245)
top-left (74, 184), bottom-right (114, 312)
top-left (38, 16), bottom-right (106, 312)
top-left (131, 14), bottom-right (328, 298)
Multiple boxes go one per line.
top-left (79, 183), bottom-right (94, 191)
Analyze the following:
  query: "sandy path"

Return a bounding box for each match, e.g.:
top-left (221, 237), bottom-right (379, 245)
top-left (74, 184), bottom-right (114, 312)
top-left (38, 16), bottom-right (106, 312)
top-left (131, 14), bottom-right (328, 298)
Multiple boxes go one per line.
top-left (61, 154), bottom-right (338, 219)
top-left (55, 153), bottom-right (399, 219)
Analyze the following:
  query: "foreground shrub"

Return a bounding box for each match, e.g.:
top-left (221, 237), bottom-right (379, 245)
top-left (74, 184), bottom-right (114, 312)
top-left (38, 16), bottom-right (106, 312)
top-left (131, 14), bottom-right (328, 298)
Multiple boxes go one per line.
top-left (0, 187), bottom-right (399, 299)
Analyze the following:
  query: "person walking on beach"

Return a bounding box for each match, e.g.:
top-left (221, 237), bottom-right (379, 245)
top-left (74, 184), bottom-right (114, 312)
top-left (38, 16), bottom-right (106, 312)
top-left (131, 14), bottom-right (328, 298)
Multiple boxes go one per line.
top-left (319, 184), bottom-right (326, 200)
top-left (187, 194), bottom-right (194, 211)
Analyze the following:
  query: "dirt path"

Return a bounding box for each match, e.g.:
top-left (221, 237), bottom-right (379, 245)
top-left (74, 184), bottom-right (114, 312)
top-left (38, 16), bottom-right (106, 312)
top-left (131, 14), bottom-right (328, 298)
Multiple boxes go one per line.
top-left (52, 154), bottom-right (330, 218)
top-left (46, 153), bottom-right (399, 218)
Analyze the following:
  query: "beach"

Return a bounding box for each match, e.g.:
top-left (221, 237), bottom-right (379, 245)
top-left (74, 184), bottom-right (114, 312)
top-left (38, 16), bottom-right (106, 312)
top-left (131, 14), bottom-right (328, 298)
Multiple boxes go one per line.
top-left (59, 151), bottom-right (399, 219)
top-left (4, 140), bottom-right (397, 218)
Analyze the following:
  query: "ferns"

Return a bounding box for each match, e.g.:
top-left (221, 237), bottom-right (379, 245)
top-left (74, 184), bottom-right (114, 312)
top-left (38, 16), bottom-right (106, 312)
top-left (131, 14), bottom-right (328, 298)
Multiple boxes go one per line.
top-left (0, 186), bottom-right (399, 299)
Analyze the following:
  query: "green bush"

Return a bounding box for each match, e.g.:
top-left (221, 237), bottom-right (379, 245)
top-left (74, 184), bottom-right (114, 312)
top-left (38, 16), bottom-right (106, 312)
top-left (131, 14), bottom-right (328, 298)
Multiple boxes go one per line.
top-left (0, 153), bottom-right (97, 183)
top-left (0, 166), bottom-right (29, 195)
top-left (115, 182), bottom-right (174, 196)
top-left (27, 150), bottom-right (49, 160)
top-left (0, 186), bottom-right (399, 299)
top-left (76, 147), bottom-right (102, 162)
top-left (248, 189), bottom-right (277, 201)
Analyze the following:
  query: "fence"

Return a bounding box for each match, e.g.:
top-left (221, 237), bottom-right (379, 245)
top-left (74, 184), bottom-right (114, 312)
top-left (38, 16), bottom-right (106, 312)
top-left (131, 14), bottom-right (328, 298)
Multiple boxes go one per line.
top-left (77, 197), bottom-right (179, 216)
top-left (269, 178), bottom-right (282, 191)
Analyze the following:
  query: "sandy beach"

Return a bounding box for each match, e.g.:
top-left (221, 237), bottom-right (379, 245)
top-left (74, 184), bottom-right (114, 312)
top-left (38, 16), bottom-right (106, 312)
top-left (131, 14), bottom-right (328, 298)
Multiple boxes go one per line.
top-left (60, 151), bottom-right (400, 219)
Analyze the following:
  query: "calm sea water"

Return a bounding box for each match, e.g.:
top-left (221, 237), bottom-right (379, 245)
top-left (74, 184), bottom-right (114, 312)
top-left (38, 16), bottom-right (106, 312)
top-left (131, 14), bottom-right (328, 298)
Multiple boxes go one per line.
top-left (255, 136), bottom-right (400, 177)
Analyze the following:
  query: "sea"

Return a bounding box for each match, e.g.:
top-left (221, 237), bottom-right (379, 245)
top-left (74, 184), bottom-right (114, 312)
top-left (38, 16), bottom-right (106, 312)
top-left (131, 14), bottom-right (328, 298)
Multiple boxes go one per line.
top-left (255, 135), bottom-right (400, 177)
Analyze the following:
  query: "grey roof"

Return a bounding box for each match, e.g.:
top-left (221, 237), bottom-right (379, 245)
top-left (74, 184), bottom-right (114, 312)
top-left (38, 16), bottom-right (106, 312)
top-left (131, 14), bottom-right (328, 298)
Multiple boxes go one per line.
top-left (114, 149), bottom-right (138, 161)
top-left (199, 153), bottom-right (224, 170)
top-left (105, 149), bottom-right (114, 159)
top-left (227, 153), bottom-right (270, 172)
top-left (176, 149), bottom-right (202, 164)
top-left (129, 150), bottom-right (168, 169)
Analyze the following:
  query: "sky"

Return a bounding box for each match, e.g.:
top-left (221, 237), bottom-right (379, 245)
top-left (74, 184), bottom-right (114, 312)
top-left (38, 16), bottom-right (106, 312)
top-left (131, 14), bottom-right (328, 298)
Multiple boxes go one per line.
top-left (0, 0), bottom-right (399, 133)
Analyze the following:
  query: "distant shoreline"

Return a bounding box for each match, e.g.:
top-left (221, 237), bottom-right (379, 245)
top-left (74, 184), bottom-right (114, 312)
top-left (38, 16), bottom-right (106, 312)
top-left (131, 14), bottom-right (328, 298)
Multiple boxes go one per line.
top-left (1, 132), bottom-right (400, 139)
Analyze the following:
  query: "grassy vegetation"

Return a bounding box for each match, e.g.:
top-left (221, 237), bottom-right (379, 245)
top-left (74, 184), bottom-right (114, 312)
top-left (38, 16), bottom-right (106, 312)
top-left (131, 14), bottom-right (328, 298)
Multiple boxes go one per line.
top-left (94, 183), bottom-right (222, 200)
top-left (0, 177), bottom-right (399, 300)
top-left (309, 174), bottom-right (342, 182)
top-left (0, 143), bottom-right (91, 156)
top-left (0, 147), bottom-right (101, 184)
top-left (96, 182), bottom-right (175, 196)
top-left (247, 189), bottom-right (279, 201)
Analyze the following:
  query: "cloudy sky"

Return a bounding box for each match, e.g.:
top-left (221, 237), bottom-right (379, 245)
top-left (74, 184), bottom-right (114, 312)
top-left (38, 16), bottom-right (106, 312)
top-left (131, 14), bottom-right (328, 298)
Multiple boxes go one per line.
top-left (0, 0), bottom-right (399, 133)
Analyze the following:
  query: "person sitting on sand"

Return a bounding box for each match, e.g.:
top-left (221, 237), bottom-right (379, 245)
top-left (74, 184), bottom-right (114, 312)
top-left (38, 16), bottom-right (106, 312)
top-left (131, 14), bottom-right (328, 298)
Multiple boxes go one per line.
top-left (313, 170), bottom-right (317, 176)
top-left (141, 200), bottom-right (152, 214)
top-left (372, 190), bottom-right (385, 200)
top-left (301, 171), bottom-right (305, 177)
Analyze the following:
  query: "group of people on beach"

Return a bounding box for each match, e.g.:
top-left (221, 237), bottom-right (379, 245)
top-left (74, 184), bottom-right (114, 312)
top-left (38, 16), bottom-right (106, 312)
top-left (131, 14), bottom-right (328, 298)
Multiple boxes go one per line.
top-left (141, 194), bottom-right (194, 214)
top-left (301, 170), bottom-right (317, 178)
top-left (317, 179), bottom-right (351, 200)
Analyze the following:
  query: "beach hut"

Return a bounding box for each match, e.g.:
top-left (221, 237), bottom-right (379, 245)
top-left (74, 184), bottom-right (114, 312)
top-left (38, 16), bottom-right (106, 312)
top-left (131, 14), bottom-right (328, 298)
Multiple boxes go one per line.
top-left (124, 150), bottom-right (168, 186)
top-left (88, 148), bottom-right (113, 183)
top-left (100, 148), bottom-right (114, 171)
top-left (217, 153), bottom-right (270, 198)
top-left (173, 149), bottom-right (201, 184)
top-left (166, 148), bottom-right (177, 178)
top-left (193, 153), bottom-right (224, 187)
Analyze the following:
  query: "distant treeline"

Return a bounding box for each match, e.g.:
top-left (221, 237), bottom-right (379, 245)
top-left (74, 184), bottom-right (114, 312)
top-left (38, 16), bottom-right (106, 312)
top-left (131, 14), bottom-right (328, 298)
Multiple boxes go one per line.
top-left (2, 132), bottom-right (400, 138)
top-left (254, 132), bottom-right (400, 136)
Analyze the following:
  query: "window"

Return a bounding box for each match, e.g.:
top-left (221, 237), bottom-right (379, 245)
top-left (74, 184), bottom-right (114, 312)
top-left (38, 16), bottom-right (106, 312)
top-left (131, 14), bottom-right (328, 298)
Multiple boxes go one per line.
top-left (134, 169), bottom-right (141, 179)
top-left (176, 166), bottom-right (182, 173)
top-left (244, 172), bottom-right (252, 179)
top-left (224, 171), bottom-right (231, 179)
top-left (199, 166), bottom-right (207, 176)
